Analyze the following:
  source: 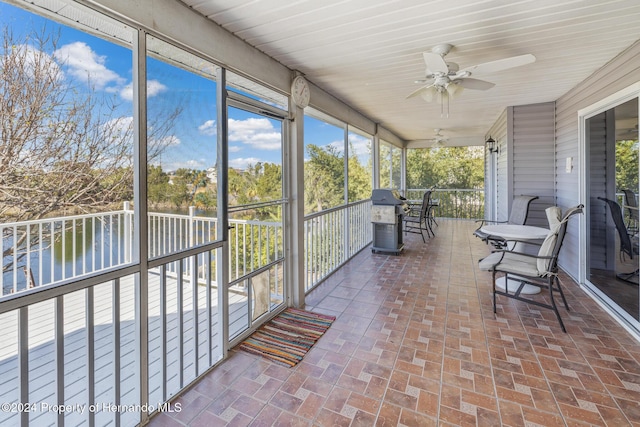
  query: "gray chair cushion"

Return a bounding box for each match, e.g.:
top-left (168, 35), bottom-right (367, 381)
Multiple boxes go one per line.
top-left (479, 206), bottom-right (564, 277)
top-left (536, 206), bottom-right (562, 274)
top-left (508, 195), bottom-right (538, 225)
top-left (478, 251), bottom-right (539, 276)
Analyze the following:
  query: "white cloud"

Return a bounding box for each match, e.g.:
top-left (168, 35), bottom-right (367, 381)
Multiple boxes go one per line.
top-left (155, 135), bottom-right (181, 147)
top-left (228, 118), bottom-right (281, 150)
top-left (118, 83), bottom-right (133, 101)
top-left (198, 119), bottom-right (217, 136)
top-left (229, 146), bottom-right (242, 153)
top-left (178, 159), bottom-right (207, 168)
top-left (229, 157), bottom-right (261, 169)
top-left (154, 158), bottom-right (208, 171)
top-left (51, 42), bottom-right (167, 102)
top-left (104, 116), bottom-right (133, 134)
top-left (53, 42), bottom-right (122, 89)
top-left (327, 139), bottom-right (345, 154)
top-left (348, 133), bottom-right (371, 158)
top-left (323, 135), bottom-right (370, 157)
top-left (147, 80), bottom-right (167, 97)
top-left (119, 79), bottom-right (167, 101)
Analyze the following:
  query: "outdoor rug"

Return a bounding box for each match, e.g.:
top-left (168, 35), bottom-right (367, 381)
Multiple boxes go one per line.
top-left (237, 308), bottom-right (336, 367)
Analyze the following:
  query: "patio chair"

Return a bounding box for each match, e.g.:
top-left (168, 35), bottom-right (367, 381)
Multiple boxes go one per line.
top-left (473, 195), bottom-right (539, 248)
top-left (427, 186), bottom-right (439, 230)
top-left (621, 189), bottom-right (639, 235)
top-left (403, 190), bottom-right (433, 242)
top-left (478, 204), bottom-right (583, 332)
top-left (597, 197), bottom-right (639, 284)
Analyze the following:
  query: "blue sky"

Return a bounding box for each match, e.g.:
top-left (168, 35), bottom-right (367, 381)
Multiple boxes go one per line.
top-left (1, 1), bottom-right (371, 172)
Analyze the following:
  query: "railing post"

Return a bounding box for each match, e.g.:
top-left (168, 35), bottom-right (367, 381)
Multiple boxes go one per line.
top-left (189, 206), bottom-right (196, 279)
top-left (453, 190), bottom-right (457, 219)
top-left (189, 206), bottom-right (196, 245)
top-left (124, 201), bottom-right (132, 263)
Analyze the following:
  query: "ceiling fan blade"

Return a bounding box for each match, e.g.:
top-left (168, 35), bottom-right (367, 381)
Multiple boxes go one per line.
top-left (423, 52), bottom-right (448, 74)
top-left (461, 53), bottom-right (535, 76)
top-left (413, 77), bottom-right (435, 84)
top-left (455, 78), bottom-right (495, 90)
top-left (406, 85), bottom-right (428, 99)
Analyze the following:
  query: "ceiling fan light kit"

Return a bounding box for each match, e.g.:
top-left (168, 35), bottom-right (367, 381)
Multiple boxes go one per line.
top-left (428, 128), bottom-right (449, 148)
top-left (408, 43), bottom-right (536, 117)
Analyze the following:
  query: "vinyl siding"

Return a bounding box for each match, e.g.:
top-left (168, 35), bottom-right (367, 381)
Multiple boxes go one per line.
top-left (556, 39), bottom-right (640, 279)
top-left (487, 110), bottom-right (508, 222)
top-left (512, 103), bottom-right (556, 227)
top-left (486, 103), bottom-right (555, 226)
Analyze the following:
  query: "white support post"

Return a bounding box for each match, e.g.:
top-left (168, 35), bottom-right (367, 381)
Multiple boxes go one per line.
top-left (289, 94), bottom-right (306, 308)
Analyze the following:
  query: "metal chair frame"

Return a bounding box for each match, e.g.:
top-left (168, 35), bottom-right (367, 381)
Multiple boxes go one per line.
top-left (479, 205), bottom-right (583, 332)
top-left (403, 190), bottom-right (433, 242)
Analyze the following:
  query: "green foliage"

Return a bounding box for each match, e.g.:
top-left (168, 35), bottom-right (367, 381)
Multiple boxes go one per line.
top-left (256, 162), bottom-right (282, 201)
top-left (147, 167), bottom-right (217, 210)
top-left (304, 144), bottom-right (345, 212)
top-left (147, 165), bottom-right (169, 206)
top-left (347, 140), bottom-right (372, 203)
top-left (194, 191), bottom-right (215, 209)
top-left (347, 153), bottom-right (371, 202)
top-left (167, 181), bottom-right (189, 209)
top-left (616, 139), bottom-right (639, 193)
top-left (145, 143), bottom-right (486, 220)
top-left (228, 167), bottom-right (254, 206)
top-left (380, 143), bottom-right (401, 188)
top-left (407, 146), bottom-right (484, 189)
top-left (226, 162), bottom-right (284, 220)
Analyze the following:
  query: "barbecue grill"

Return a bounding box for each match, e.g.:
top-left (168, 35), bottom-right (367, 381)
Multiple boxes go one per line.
top-left (371, 189), bottom-right (409, 255)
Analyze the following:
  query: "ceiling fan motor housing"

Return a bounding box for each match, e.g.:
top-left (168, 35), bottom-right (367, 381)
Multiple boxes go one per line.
top-left (431, 43), bottom-right (453, 56)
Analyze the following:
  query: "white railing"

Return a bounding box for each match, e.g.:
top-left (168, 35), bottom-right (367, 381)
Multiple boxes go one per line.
top-left (2, 199), bottom-right (374, 297)
top-left (406, 188), bottom-right (485, 219)
top-left (1, 207), bottom-right (134, 296)
top-left (0, 201), bottom-right (373, 426)
top-left (304, 199), bottom-right (372, 292)
top-left (228, 219), bottom-right (283, 283)
top-left (1, 204), bottom-right (283, 298)
top-left (148, 206), bottom-right (218, 259)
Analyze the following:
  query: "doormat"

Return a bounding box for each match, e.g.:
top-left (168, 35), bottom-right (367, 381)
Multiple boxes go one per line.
top-left (236, 307), bottom-right (336, 367)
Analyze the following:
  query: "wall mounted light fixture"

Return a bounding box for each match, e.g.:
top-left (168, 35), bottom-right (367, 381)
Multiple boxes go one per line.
top-left (486, 136), bottom-right (498, 154)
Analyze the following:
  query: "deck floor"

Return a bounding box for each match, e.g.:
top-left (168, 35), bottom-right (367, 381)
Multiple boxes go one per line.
top-left (149, 219), bottom-right (640, 426)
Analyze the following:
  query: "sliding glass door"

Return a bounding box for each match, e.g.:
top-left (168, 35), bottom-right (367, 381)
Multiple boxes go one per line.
top-left (585, 96), bottom-right (639, 326)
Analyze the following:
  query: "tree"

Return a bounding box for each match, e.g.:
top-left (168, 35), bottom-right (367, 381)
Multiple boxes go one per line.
top-left (347, 153), bottom-right (371, 202)
top-left (380, 143), bottom-right (401, 189)
top-left (148, 165), bottom-right (170, 206)
top-left (304, 144), bottom-right (344, 212)
top-left (255, 162), bottom-right (282, 201)
top-left (406, 146), bottom-right (484, 190)
top-left (0, 27), bottom-right (181, 272)
top-left (616, 139), bottom-right (638, 193)
top-left (228, 167), bottom-right (257, 207)
top-left (193, 191), bottom-right (215, 209)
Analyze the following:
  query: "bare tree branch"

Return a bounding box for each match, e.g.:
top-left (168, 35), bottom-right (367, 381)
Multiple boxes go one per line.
top-left (1, 26), bottom-right (181, 272)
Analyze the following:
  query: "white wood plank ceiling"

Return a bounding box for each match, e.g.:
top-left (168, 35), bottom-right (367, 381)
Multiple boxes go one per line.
top-left (179, 0), bottom-right (640, 146)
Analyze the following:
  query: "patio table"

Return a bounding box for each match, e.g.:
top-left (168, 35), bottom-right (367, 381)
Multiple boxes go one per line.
top-left (479, 224), bottom-right (550, 295)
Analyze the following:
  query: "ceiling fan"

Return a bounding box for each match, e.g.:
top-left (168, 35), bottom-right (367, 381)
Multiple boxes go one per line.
top-left (407, 44), bottom-right (536, 116)
top-left (427, 128), bottom-right (449, 148)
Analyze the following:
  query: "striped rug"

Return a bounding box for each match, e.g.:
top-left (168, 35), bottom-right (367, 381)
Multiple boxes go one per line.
top-left (237, 308), bottom-right (336, 367)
